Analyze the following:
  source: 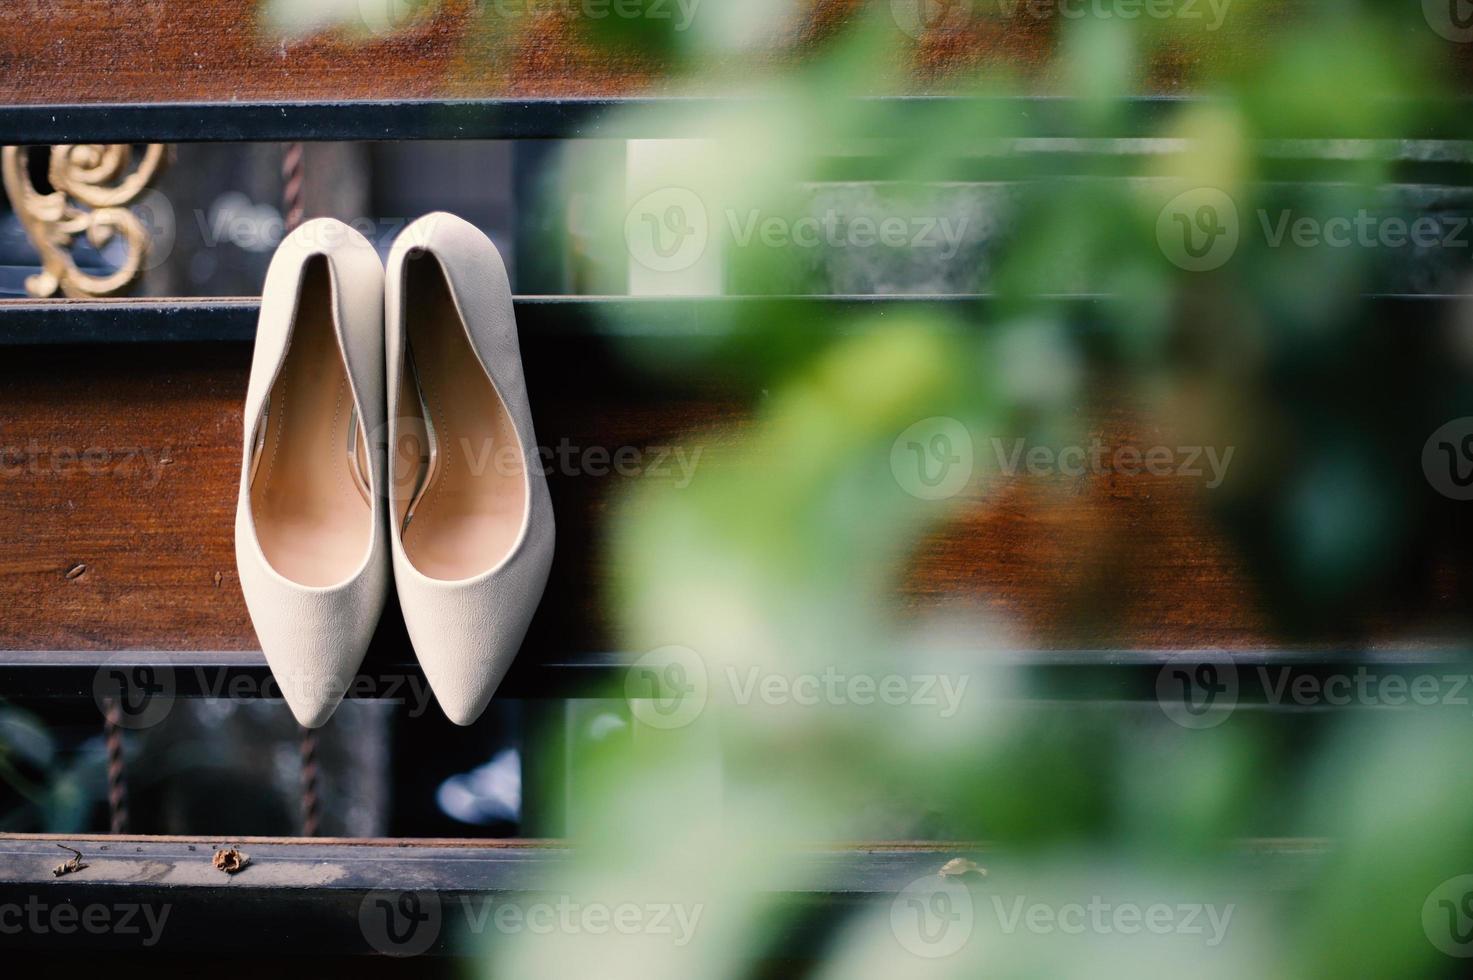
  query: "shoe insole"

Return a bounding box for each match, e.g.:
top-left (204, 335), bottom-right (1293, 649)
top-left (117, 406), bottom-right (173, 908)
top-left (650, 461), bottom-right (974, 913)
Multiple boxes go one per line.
top-left (397, 253), bottom-right (527, 581)
top-left (250, 256), bottom-right (373, 588)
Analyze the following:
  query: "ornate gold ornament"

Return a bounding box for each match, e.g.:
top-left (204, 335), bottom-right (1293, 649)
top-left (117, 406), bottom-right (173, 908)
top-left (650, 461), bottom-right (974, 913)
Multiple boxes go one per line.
top-left (1, 143), bottom-right (169, 298)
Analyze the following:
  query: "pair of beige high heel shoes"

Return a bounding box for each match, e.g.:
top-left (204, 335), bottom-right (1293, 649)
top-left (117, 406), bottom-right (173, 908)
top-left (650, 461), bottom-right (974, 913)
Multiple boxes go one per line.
top-left (235, 213), bottom-right (554, 727)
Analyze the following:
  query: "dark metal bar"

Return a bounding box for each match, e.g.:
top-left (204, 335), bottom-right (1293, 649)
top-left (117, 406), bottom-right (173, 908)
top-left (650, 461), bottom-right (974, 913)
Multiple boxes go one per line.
top-left (0, 298), bottom-right (261, 343)
top-left (0, 649), bottom-right (622, 700)
top-left (0, 834), bottom-right (1314, 954)
top-left (0, 835), bottom-right (982, 894)
top-left (0, 295), bottom-right (1034, 344)
top-left (0, 294), bottom-right (1460, 346)
top-left (5, 647), bottom-right (1472, 702)
top-left (1, 96), bottom-right (1467, 146)
top-left (0, 96), bottom-right (1196, 145)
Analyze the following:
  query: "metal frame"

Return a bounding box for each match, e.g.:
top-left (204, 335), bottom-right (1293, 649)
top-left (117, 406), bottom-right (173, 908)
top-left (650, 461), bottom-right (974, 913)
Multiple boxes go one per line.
top-left (0, 834), bottom-right (1318, 954)
top-left (2, 96), bottom-right (1469, 146)
top-left (0, 294), bottom-right (1456, 345)
top-left (0, 96), bottom-right (1195, 145)
top-left (5, 647), bottom-right (1471, 703)
top-left (0, 91), bottom-right (1463, 954)
top-left (0, 295), bottom-right (1008, 343)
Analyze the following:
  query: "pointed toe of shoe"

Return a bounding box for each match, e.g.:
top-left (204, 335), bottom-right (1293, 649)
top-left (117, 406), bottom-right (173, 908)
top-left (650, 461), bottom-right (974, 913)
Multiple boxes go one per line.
top-left (278, 678), bottom-right (349, 729)
top-left (420, 651), bottom-right (508, 728)
top-left (241, 580), bottom-right (385, 728)
top-left (260, 624), bottom-right (372, 728)
top-left (235, 516), bottom-right (388, 729)
top-left (394, 542), bottom-right (552, 726)
top-left (399, 593), bottom-right (525, 727)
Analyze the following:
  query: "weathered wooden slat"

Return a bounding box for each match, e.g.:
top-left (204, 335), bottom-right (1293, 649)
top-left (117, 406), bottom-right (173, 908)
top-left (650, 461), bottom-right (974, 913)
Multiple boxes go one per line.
top-left (0, 0), bottom-right (1265, 105)
top-left (0, 834), bottom-right (1318, 955)
top-left (0, 336), bottom-right (1248, 655)
top-left (0, 299), bottom-right (1466, 657)
top-left (0, 833), bottom-right (1324, 958)
top-left (0, 337), bottom-right (741, 656)
top-left (0, 835), bottom-right (977, 954)
top-left (2, 1), bottom-right (1470, 118)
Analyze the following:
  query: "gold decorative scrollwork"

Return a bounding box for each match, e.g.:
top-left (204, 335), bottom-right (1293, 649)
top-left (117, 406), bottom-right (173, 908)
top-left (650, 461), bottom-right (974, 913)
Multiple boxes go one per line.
top-left (1, 143), bottom-right (169, 298)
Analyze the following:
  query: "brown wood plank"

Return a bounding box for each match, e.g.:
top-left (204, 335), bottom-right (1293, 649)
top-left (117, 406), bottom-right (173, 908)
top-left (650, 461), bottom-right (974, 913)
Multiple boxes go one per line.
top-left (0, 0), bottom-right (1389, 106)
top-left (902, 403), bottom-right (1274, 651)
top-left (0, 0), bottom-right (963, 105)
top-left (0, 334), bottom-right (1410, 658)
top-left (0, 343), bottom-right (247, 650)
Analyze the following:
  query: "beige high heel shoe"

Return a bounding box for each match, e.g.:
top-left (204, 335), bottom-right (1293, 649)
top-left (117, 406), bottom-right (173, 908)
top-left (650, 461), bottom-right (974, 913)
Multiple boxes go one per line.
top-left (235, 218), bottom-right (389, 728)
top-left (385, 212), bottom-right (554, 726)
